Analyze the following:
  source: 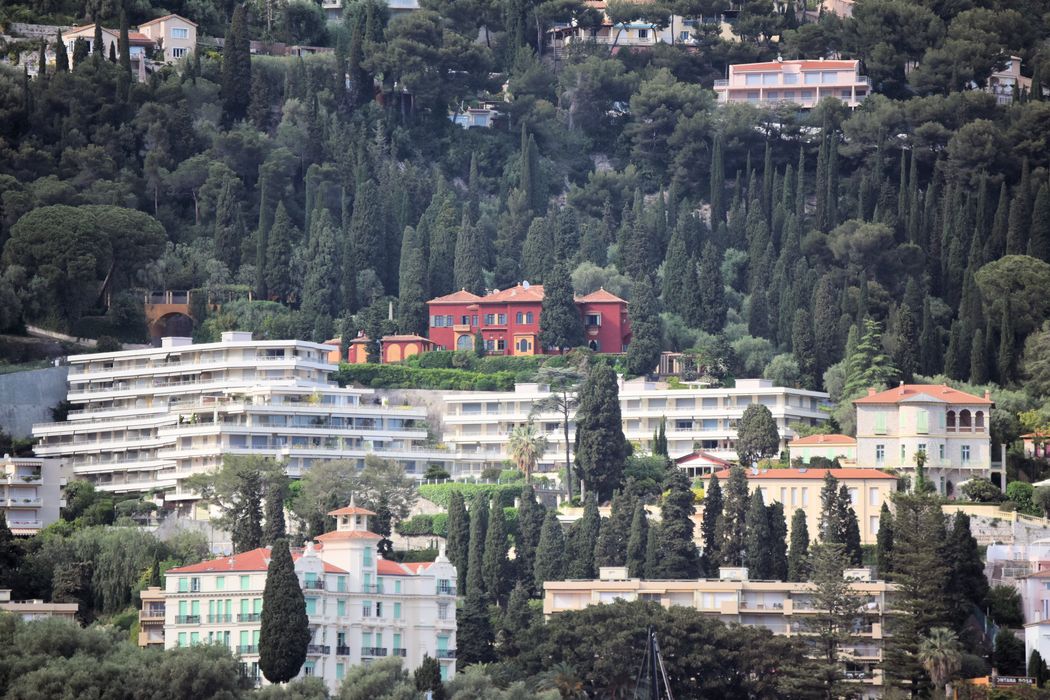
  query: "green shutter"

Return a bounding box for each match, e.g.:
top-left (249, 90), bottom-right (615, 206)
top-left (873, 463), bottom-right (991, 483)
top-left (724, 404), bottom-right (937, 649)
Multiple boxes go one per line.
top-left (874, 412), bottom-right (886, 435)
top-left (917, 410), bottom-right (929, 434)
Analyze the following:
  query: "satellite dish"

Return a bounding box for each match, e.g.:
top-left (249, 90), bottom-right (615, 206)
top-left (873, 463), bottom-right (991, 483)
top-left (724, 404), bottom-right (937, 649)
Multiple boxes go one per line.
top-left (522, 280), bottom-right (530, 289)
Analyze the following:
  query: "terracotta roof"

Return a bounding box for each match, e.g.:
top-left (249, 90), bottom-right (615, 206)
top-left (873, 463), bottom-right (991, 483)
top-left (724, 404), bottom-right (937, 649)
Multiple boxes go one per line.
top-left (401, 562), bottom-right (432, 573)
top-left (576, 288), bottom-right (627, 304)
top-left (428, 289), bottom-right (484, 304)
top-left (127, 31), bottom-right (155, 43)
top-left (377, 559), bottom-right (425, 576)
top-left (485, 284), bottom-right (545, 302)
top-left (710, 468), bottom-right (897, 481)
top-left (137, 13), bottom-right (199, 27)
top-left (383, 334), bottom-right (436, 343)
top-left (1024, 568), bottom-right (1050, 579)
top-left (328, 505), bottom-right (377, 516)
top-left (1022, 433), bottom-right (1050, 439)
top-left (314, 529), bottom-right (382, 542)
top-left (853, 384), bottom-right (992, 406)
top-left (167, 547), bottom-right (348, 574)
top-left (732, 60), bottom-right (859, 72)
top-left (674, 451), bottom-right (733, 467)
top-left (788, 434), bottom-right (857, 446)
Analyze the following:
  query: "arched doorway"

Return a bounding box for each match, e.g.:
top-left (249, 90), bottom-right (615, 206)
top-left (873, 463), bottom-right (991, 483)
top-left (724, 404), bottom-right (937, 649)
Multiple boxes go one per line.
top-left (150, 312), bottom-right (194, 343)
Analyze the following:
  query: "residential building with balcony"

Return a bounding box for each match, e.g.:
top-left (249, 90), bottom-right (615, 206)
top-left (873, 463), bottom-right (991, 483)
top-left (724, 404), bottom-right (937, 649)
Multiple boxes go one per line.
top-left (427, 284), bottom-right (630, 356)
top-left (0, 456), bottom-right (68, 536)
top-left (139, 586), bottom-right (166, 647)
top-left (439, 377), bottom-right (829, 476)
top-left (705, 468), bottom-right (897, 546)
top-left (135, 14), bottom-right (198, 63)
top-left (853, 383), bottom-right (994, 496)
top-left (0, 589), bottom-right (79, 622)
top-left (162, 505), bottom-right (457, 691)
top-left (788, 433), bottom-right (857, 465)
top-left (714, 59), bottom-right (871, 109)
top-left (544, 566), bottom-right (897, 698)
top-left (31, 332), bottom-right (449, 508)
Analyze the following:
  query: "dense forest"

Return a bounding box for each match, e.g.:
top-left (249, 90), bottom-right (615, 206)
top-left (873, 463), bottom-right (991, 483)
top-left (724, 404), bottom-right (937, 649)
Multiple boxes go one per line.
top-left (2, 0), bottom-right (1050, 455)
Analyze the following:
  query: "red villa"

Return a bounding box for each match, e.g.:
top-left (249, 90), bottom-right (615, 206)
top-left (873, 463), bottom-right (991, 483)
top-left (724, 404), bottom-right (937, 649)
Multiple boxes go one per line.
top-left (426, 283), bottom-right (631, 356)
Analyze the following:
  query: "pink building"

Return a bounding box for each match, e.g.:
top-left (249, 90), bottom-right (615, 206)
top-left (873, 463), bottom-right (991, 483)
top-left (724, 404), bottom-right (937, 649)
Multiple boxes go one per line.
top-left (714, 59), bottom-right (871, 109)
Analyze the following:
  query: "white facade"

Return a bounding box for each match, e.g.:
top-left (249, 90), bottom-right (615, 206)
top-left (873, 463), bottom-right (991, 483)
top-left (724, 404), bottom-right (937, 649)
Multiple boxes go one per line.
top-left (32, 333), bottom-right (447, 505)
top-left (163, 506), bottom-right (457, 691)
top-left (0, 456), bottom-right (67, 535)
top-left (714, 59), bottom-right (871, 109)
top-left (853, 384), bottom-right (994, 496)
top-left (441, 377), bottom-right (829, 475)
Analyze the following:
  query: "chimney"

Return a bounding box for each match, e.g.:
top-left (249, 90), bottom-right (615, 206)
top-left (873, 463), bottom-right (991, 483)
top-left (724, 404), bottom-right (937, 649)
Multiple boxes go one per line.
top-left (867, 387), bottom-right (877, 396)
top-left (985, 390), bottom-right (991, 400)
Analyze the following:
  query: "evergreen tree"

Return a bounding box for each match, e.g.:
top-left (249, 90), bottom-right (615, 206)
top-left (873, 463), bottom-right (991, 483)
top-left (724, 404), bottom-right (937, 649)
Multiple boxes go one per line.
top-left (494, 189), bottom-right (530, 287)
top-left (701, 474), bottom-right (723, 569)
top-left (515, 485), bottom-right (545, 594)
top-left (697, 242), bottom-right (727, 334)
top-left (717, 466), bottom-right (749, 567)
top-left (875, 503), bottom-right (894, 579)
top-left (653, 418), bottom-right (668, 457)
top-left (812, 275), bottom-right (840, 377)
top-left (446, 491), bottom-right (470, 592)
top-left (1030, 184), bottom-right (1050, 262)
top-left (300, 210), bottom-right (341, 331)
top-left (745, 489), bottom-right (772, 579)
top-left (893, 303), bottom-right (918, 383)
top-left (662, 221), bottom-right (691, 315)
top-left (791, 309), bottom-right (818, 388)
top-left (213, 176), bottom-right (244, 270)
top-left (626, 275), bottom-right (662, 376)
top-left (414, 655), bottom-right (445, 700)
top-left (998, 304), bottom-right (1015, 384)
top-left (458, 591), bottom-right (494, 666)
top-left (806, 542), bottom-right (863, 699)
top-left (1029, 651), bottom-right (1049, 689)
top-left (118, 9), bottom-right (131, 94)
top-left (842, 504), bottom-right (862, 568)
top-left (520, 126), bottom-right (545, 215)
top-left (768, 501), bottom-right (788, 581)
top-left (92, 21), bottom-right (104, 58)
top-left (626, 502), bottom-right (649, 578)
top-left (787, 508), bottom-right (809, 582)
top-left (710, 133), bottom-right (725, 226)
top-left (920, 298), bottom-right (942, 377)
top-left (263, 477), bottom-right (287, 546)
top-left (969, 328), bottom-right (988, 385)
top-left (453, 214), bottom-right (485, 295)
top-left (0, 514), bottom-right (20, 590)
top-left (749, 288), bottom-right (770, 339)
top-left (221, 4), bottom-right (252, 124)
top-left (534, 510), bottom-right (566, 589)
top-left (482, 497), bottom-right (510, 604)
top-left (843, 318), bottom-right (899, 400)
top-left (567, 493), bottom-right (600, 579)
top-left (348, 180), bottom-right (386, 294)
top-left (652, 469), bottom-right (700, 579)
top-left (230, 469), bottom-right (264, 554)
top-left (264, 202), bottom-right (296, 302)
top-left (466, 493), bottom-right (489, 599)
top-left (539, 262), bottom-right (584, 352)
top-left (736, 404), bottom-right (780, 467)
top-left (55, 30), bottom-right (68, 72)
top-left (497, 582), bottom-right (535, 660)
top-left (1006, 184), bottom-right (1032, 256)
top-left (594, 489), bottom-right (636, 568)
top-left (259, 539), bottom-right (310, 683)
top-left (72, 37), bottom-right (88, 67)
top-left (397, 226), bottom-right (429, 335)
top-left (945, 511), bottom-right (988, 630)
top-left (426, 185), bottom-right (459, 298)
top-left (574, 363), bottom-right (630, 502)
top-left (818, 471), bottom-right (841, 544)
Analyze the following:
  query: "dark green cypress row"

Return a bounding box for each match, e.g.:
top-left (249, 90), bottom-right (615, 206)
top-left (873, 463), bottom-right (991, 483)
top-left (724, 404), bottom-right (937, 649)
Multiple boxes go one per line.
top-left (534, 510), bottom-right (566, 589)
top-left (745, 489), bottom-right (772, 579)
top-left (446, 491), bottom-right (470, 593)
top-left (625, 502), bottom-right (649, 578)
top-left (466, 493), bottom-right (489, 598)
top-left (482, 496), bottom-right (510, 604)
top-left (787, 508), bottom-right (809, 582)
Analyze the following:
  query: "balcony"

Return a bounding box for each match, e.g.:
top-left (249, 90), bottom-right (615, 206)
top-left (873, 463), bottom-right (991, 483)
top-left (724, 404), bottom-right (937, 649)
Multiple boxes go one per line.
top-left (362, 584), bottom-right (384, 594)
top-left (306, 644), bottom-right (331, 655)
top-left (237, 613), bottom-right (261, 622)
top-left (362, 647), bottom-right (388, 657)
top-left (208, 614), bottom-right (232, 623)
top-left (237, 645), bottom-right (258, 654)
top-left (175, 615), bottom-right (200, 624)
top-left (437, 584), bottom-right (456, 596)
top-left (393, 648), bottom-right (408, 657)
top-left (302, 580), bottom-right (325, 590)
top-left (437, 649), bottom-right (456, 659)
top-left (140, 610), bottom-right (165, 622)
top-left (336, 645), bottom-right (351, 656)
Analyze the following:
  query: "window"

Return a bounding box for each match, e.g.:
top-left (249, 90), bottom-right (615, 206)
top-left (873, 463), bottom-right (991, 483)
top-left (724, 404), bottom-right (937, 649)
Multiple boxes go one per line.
top-left (517, 338), bottom-right (531, 353)
top-left (336, 663), bottom-right (345, 680)
top-left (461, 315), bottom-right (470, 325)
top-left (337, 576), bottom-right (346, 592)
top-left (747, 90), bottom-right (760, 102)
top-left (917, 410), bottom-right (929, 434)
top-left (394, 602), bottom-right (402, 619)
top-left (216, 576), bottom-right (224, 591)
top-left (868, 487), bottom-right (879, 506)
top-left (939, 444), bottom-right (945, 460)
top-left (840, 89), bottom-right (851, 99)
top-left (178, 577), bottom-right (188, 593)
top-left (637, 29), bottom-right (648, 39)
top-left (762, 72), bottom-right (778, 85)
top-left (190, 577), bottom-right (200, 592)
top-left (783, 73), bottom-right (799, 85)
top-left (394, 580), bottom-right (402, 594)
top-left (874, 413), bottom-right (887, 435)
top-left (822, 71), bottom-right (840, 83)
top-left (875, 444), bottom-right (885, 464)
top-left (363, 600), bottom-right (372, 617)
top-left (190, 632), bottom-right (200, 645)
top-left (172, 27), bottom-right (189, 38)
top-left (484, 314), bottom-right (495, 325)
top-left (746, 73), bottom-right (762, 86)
top-left (962, 445), bottom-right (971, 463)
top-left (375, 601), bottom-right (383, 618)
top-left (438, 602), bottom-right (450, 620)
top-left (178, 632), bottom-right (187, 647)
top-left (801, 90), bottom-right (814, 101)
top-left (498, 314), bottom-right (506, 325)
top-left (304, 661), bottom-right (315, 676)
top-left (585, 313), bottom-right (601, 326)
top-left (516, 312), bottom-right (524, 324)
top-left (900, 444), bottom-right (906, 461)
top-left (171, 47), bottom-right (187, 58)
top-left (240, 575), bottom-right (250, 591)
top-left (783, 90), bottom-right (796, 100)
top-left (679, 31), bottom-right (690, 41)
top-left (363, 547), bottom-right (373, 567)
top-left (525, 312), bottom-right (534, 324)
top-left (801, 488), bottom-right (808, 507)
top-left (804, 72), bottom-right (821, 85)
top-left (305, 598), bottom-right (317, 615)
top-left (337, 600), bottom-right (346, 617)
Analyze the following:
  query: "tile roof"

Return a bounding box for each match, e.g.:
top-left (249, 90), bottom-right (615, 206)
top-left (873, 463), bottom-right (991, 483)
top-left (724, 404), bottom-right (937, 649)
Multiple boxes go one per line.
top-left (167, 547), bottom-right (348, 574)
top-left (377, 559), bottom-right (430, 576)
top-left (853, 384), bottom-right (992, 406)
top-left (710, 468), bottom-right (897, 481)
top-left (313, 529), bottom-right (383, 542)
top-left (788, 433), bottom-right (857, 446)
top-left (485, 284), bottom-right (545, 302)
top-left (674, 451), bottom-right (733, 467)
top-left (576, 288), bottom-right (627, 304)
top-left (428, 289), bottom-right (484, 304)
top-left (137, 13), bottom-right (198, 27)
top-left (328, 505), bottom-right (377, 516)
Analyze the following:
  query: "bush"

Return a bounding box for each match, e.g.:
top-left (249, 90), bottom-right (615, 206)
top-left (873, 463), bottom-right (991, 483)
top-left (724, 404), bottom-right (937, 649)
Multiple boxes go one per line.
top-left (500, 469), bottom-right (524, 482)
top-left (481, 466), bottom-right (503, 481)
top-left (423, 465), bottom-right (451, 480)
top-left (387, 548), bottom-right (439, 563)
top-left (334, 363), bottom-right (517, 391)
top-left (986, 585), bottom-right (1024, 627)
top-left (417, 482), bottom-right (522, 509)
top-left (960, 478), bottom-right (1004, 503)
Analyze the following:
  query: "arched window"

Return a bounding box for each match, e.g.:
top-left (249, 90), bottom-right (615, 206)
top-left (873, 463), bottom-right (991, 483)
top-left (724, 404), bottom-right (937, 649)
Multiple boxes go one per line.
top-left (946, 410), bottom-right (956, 430)
top-left (975, 411), bottom-right (985, 430)
top-left (959, 409), bottom-right (972, 430)
top-left (588, 340), bottom-right (600, 351)
top-left (456, 335), bottom-right (473, 350)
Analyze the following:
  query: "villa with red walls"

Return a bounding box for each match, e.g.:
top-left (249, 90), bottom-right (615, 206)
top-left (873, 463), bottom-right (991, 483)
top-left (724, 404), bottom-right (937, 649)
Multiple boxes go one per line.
top-left (426, 283), bottom-right (631, 356)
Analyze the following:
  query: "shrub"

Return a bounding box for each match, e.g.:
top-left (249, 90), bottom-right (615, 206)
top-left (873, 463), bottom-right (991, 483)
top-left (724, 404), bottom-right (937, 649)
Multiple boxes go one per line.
top-left (334, 363), bottom-right (517, 391)
top-left (417, 482), bottom-right (522, 509)
top-left (986, 584), bottom-right (1024, 627)
top-left (959, 478), bottom-right (1004, 503)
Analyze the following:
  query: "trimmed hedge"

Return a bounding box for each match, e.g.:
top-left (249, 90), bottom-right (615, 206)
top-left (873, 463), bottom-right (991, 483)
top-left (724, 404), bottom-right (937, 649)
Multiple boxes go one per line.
top-left (417, 482), bottom-right (523, 509)
top-left (396, 513), bottom-right (449, 537)
top-left (335, 363), bottom-right (517, 391)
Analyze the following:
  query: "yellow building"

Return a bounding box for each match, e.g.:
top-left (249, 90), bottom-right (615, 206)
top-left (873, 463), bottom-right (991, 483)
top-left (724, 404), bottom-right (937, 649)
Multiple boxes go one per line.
top-left (788, 433), bottom-right (857, 464)
top-left (139, 586), bottom-right (166, 648)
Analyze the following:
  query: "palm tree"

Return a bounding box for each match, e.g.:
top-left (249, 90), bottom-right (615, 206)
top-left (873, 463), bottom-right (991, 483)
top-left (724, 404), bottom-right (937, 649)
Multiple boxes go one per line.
top-left (919, 627), bottom-right (962, 698)
top-left (534, 661), bottom-right (585, 698)
top-left (508, 422), bottom-right (548, 483)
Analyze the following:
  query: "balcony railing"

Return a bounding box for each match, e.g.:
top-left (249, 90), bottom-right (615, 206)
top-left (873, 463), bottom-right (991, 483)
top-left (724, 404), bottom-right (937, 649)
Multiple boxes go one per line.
top-left (175, 615), bottom-right (200, 624)
top-left (237, 645), bottom-right (258, 654)
top-left (362, 584), bottom-right (384, 594)
top-left (393, 648), bottom-right (408, 657)
top-left (437, 649), bottom-right (456, 659)
top-left (437, 584), bottom-right (456, 596)
top-left (208, 614), bottom-right (232, 623)
top-left (140, 610), bottom-right (165, 621)
top-left (237, 613), bottom-right (261, 622)
top-left (336, 645), bottom-right (351, 656)
top-left (362, 647), bottom-right (388, 657)
top-left (306, 644), bottom-right (331, 655)
top-left (302, 580), bottom-right (325, 590)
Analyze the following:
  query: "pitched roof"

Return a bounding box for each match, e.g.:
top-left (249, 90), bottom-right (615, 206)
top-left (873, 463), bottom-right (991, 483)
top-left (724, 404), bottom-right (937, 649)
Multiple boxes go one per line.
top-left (427, 289), bottom-right (484, 304)
top-left (137, 13), bottom-right (199, 27)
top-left (166, 547), bottom-right (348, 574)
top-left (485, 283), bottom-right (545, 302)
top-left (674, 451), bottom-right (733, 467)
top-left (313, 529), bottom-right (383, 542)
top-left (127, 31), bottom-right (155, 43)
top-left (576, 288), bottom-right (627, 304)
top-left (788, 433), bottom-right (857, 446)
top-left (383, 334), bottom-right (436, 343)
top-left (401, 562), bottom-right (433, 574)
top-left (710, 468), bottom-right (897, 481)
top-left (377, 559), bottom-right (427, 576)
top-left (853, 384), bottom-right (992, 406)
top-left (732, 60), bottom-right (859, 72)
top-left (328, 505), bottom-right (376, 516)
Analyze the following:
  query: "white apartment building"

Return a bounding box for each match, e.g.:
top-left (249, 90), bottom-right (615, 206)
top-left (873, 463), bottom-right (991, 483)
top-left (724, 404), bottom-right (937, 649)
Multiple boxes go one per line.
top-left (714, 59), bottom-right (871, 109)
top-left (32, 333), bottom-right (448, 508)
top-left (163, 505), bottom-right (457, 691)
top-left (441, 377), bottom-right (829, 475)
top-left (0, 456), bottom-right (68, 535)
top-left (544, 566), bottom-right (897, 698)
top-left (853, 384), bottom-right (994, 496)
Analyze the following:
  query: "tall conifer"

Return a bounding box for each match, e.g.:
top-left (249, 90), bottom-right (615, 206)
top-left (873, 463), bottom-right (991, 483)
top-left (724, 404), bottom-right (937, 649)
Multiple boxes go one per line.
top-left (259, 540), bottom-right (309, 683)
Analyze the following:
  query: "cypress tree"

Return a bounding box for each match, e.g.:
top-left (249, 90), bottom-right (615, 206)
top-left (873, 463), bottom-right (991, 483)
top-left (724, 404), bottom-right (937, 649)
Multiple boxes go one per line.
top-left (653, 418), bottom-right (668, 457)
top-left (482, 497), bottom-right (510, 604)
top-left (55, 30), bottom-right (68, 72)
top-left (792, 309), bottom-right (818, 388)
top-left (446, 491), bottom-right (469, 592)
top-left (539, 262), bottom-right (584, 352)
top-left (515, 485), bottom-right (545, 593)
top-left (453, 214), bottom-right (485, 295)
top-left (1006, 188), bottom-right (1031, 255)
top-left (534, 510), bottom-right (566, 589)
top-left (815, 133), bottom-right (828, 232)
top-left (826, 132), bottom-right (839, 230)
top-left (594, 489), bottom-right (636, 568)
top-left (466, 493), bottom-right (488, 598)
top-left (644, 524), bottom-right (661, 577)
top-left (230, 468), bottom-right (264, 554)
top-left (414, 655), bottom-right (445, 700)
top-left (458, 592), bottom-right (494, 665)
top-left (985, 181), bottom-right (1010, 260)
top-left (625, 502), bottom-right (649, 578)
top-left (520, 126), bottom-right (544, 215)
top-left (522, 216), bottom-right (556, 283)
top-left (745, 489), bottom-right (772, 579)
top-left (842, 505), bottom-right (862, 568)
top-left (969, 328), bottom-right (988, 385)
top-left (662, 221), bottom-right (691, 314)
top-left (108, 40), bottom-right (116, 62)
top-left (768, 501), bottom-right (788, 581)
top-left (427, 186), bottom-right (459, 297)
top-left (795, 146), bottom-right (806, 223)
top-left (397, 226), bottom-right (429, 335)
top-left (944, 320), bottom-right (964, 380)
top-left (92, 20), bottom-right (104, 58)
top-left (573, 363), bottom-right (629, 502)
top-left (701, 474), bottom-right (723, 569)
top-left (893, 303), bottom-right (918, 383)
top-left (214, 176), bottom-right (244, 270)
top-left (263, 478), bottom-right (287, 546)
top-left (300, 209), bottom-right (341, 328)
top-left (118, 8), bottom-right (131, 78)
top-left (567, 493), bottom-right (600, 579)
top-left (717, 466), bottom-right (749, 567)
top-left (72, 37), bottom-right (88, 67)
top-left (0, 514), bottom-right (20, 590)
top-left (945, 512), bottom-right (988, 627)
top-left (221, 4), bottom-right (252, 124)
top-left (998, 304), bottom-right (1015, 385)
top-left (1030, 651), bottom-right (1049, 689)
top-left (710, 133), bottom-right (725, 226)
top-left (264, 203), bottom-right (297, 303)
top-left (874, 503), bottom-right (894, 581)
top-left (258, 540), bottom-right (310, 683)
top-left (652, 469), bottom-right (700, 579)
top-left (37, 40), bottom-right (46, 79)
top-left (919, 298), bottom-right (941, 377)
top-left (697, 242), bottom-right (727, 334)
top-left (749, 288), bottom-right (770, 339)
top-left (787, 508), bottom-right (809, 582)
top-left (621, 190), bottom-right (655, 279)
top-left (349, 178), bottom-right (386, 288)
top-left (626, 275), bottom-right (661, 376)
top-left (1030, 184), bottom-right (1050, 262)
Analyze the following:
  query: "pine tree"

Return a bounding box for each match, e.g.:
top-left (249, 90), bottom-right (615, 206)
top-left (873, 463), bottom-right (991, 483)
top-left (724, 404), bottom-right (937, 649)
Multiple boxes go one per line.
top-left (843, 318), bottom-right (899, 400)
top-left (259, 540), bottom-right (310, 683)
top-left (534, 510), bottom-right (566, 589)
top-left (594, 489), bottom-right (636, 568)
top-left (221, 4), bottom-right (252, 123)
top-left (626, 275), bottom-right (661, 376)
top-left (787, 508), bottom-right (809, 582)
top-left (458, 591), bottom-right (494, 666)
top-left (818, 471), bottom-right (841, 544)
top-left (567, 493), bottom-right (600, 578)
top-left (792, 309), bottom-right (818, 388)
top-left (701, 474), bottom-right (722, 569)
top-left (1030, 184), bottom-right (1050, 262)
top-left (264, 202), bottom-right (296, 302)
top-left (717, 466), bottom-right (749, 567)
top-left (446, 491), bottom-right (470, 593)
top-left (745, 489), bottom-right (772, 579)
top-left (482, 496), bottom-right (510, 604)
top-left (573, 363), bottom-right (629, 502)
top-left (414, 655), bottom-right (445, 700)
top-left (652, 469), bottom-right (700, 579)
top-left (55, 30), bottom-right (68, 72)
top-left (806, 542), bottom-right (863, 698)
top-left (768, 501), bottom-right (788, 581)
top-left (875, 502), bottom-right (894, 579)
top-left (397, 226), bottom-right (429, 335)
top-left (230, 468), bottom-right (264, 554)
top-left (539, 262), bottom-right (584, 352)
top-left (453, 214), bottom-right (485, 295)
top-left (263, 477), bottom-right (287, 546)
top-left (626, 502), bottom-right (649, 578)
top-left (466, 493), bottom-right (488, 599)
top-left (697, 242), bottom-right (727, 334)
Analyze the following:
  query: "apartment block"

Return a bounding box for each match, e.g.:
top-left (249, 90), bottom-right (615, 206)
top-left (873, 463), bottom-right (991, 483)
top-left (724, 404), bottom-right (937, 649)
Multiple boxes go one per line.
top-left (544, 566), bottom-right (897, 698)
top-left (440, 378), bottom-right (829, 476)
top-left (714, 59), bottom-right (871, 108)
top-left (0, 589), bottom-right (78, 622)
top-left (162, 505), bottom-right (457, 691)
top-left (139, 586), bottom-right (166, 648)
top-left (31, 332), bottom-right (448, 507)
top-left (853, 384), bottom-right (994, 496)
top-left (0, 456), bottom-right (68, 535)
